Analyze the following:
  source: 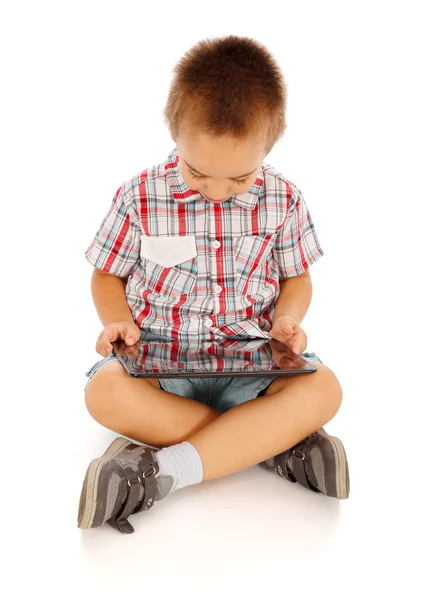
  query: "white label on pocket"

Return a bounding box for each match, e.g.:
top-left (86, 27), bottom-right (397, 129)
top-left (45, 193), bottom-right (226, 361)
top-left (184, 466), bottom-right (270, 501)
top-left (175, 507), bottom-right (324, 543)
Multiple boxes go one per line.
top-left (140, 236), bottom-right (197, 268)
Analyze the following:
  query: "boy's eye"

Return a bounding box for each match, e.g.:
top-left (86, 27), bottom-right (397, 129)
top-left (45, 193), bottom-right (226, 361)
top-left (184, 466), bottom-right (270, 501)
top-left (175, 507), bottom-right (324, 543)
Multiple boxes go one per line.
top-left (189, 169), bottom-right (249, 185)
top-left (189, 170), bottom-right (205, 180)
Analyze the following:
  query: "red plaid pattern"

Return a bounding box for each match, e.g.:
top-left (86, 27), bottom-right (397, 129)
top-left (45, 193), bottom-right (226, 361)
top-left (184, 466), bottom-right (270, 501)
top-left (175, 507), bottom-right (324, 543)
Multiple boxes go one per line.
top-left (85, 148), bottom-right (324, 339)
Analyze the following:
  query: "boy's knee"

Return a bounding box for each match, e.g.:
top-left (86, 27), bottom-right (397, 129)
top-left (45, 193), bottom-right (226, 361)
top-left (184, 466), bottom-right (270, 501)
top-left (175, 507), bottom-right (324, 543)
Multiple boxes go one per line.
top-left (315, 364), bottom-right (343, 417)
top-left (84, 361), bottom-right (125, 420)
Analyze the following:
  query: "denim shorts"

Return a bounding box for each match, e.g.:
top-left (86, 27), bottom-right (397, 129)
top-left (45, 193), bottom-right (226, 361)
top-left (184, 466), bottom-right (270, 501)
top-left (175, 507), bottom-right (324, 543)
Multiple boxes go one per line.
top-left (84, 352), bottom-right (323, 413)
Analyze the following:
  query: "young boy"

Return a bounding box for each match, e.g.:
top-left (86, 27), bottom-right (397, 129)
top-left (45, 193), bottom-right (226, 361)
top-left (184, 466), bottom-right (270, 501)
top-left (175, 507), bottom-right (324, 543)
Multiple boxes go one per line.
top-left (78, 35), bottom-right (349, 535)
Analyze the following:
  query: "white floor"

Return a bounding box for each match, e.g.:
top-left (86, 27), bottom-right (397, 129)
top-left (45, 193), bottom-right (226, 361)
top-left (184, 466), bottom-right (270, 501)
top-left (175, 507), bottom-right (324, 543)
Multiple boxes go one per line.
top-left (6, 329), bottom-right (422, 599)
top-left (3, 2), bottom-right (424, 598)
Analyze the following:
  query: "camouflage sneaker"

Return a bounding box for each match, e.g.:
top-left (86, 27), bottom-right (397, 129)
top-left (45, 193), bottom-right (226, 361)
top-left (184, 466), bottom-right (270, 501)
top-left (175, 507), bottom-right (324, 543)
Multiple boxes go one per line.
top-left (264, 427), bottom-right (350, 499)
top-left (77, 437), bottom-right (173, 534)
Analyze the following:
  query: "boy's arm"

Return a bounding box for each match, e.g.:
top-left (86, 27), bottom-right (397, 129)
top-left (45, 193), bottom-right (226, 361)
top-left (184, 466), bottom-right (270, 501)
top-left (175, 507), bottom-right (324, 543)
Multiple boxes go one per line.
top-left (91, 268), bottom-right (135, 327)
top-left (271, 270), bottom-right (312, 326)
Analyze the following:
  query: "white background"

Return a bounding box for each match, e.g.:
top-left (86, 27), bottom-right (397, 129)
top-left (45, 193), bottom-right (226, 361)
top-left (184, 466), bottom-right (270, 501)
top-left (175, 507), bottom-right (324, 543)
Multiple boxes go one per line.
top-left (1, 1), bottom-right (424, 598)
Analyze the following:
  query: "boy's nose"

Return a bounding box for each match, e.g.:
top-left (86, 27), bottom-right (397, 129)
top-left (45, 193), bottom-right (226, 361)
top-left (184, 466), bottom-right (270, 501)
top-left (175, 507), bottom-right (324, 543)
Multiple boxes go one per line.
top-left (203, 187), bottom-right (231, 201)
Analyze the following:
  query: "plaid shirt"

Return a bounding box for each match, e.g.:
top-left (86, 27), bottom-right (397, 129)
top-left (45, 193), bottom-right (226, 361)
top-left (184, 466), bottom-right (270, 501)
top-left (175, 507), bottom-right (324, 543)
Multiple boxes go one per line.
top-left (85, 147), bottom-right (324, 340)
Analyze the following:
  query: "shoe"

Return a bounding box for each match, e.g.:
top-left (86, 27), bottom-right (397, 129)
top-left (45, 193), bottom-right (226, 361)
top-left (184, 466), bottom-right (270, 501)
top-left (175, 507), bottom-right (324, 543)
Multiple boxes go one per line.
top-left (77, 437), bottom-right (173, 534)
top-left (264, 427), bottom-right (350, 499)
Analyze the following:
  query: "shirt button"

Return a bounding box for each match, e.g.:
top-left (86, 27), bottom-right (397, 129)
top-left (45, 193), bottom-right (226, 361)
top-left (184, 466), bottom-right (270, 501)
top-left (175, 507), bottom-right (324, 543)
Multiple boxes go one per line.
top-left (212, 240), bottom-right (221, 249)
top-left (205, 318), bottom-right (213, 327)
top-left (236, 272), bottom-right (241, 278)
top-left (214, 285), bottom-right (222, 294)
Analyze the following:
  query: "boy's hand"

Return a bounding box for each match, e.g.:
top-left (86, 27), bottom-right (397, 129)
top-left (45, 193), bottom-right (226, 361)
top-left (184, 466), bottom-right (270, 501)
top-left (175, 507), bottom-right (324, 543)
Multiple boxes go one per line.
top-left (96, 321), bottom-right (141, 357)
top-left (269, 315), bottom-right (307, 356)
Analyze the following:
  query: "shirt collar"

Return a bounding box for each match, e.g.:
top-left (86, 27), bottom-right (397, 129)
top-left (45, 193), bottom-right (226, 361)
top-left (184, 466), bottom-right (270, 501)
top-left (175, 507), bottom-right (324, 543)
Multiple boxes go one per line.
top-left (164, 147), bottom-right (264, 210)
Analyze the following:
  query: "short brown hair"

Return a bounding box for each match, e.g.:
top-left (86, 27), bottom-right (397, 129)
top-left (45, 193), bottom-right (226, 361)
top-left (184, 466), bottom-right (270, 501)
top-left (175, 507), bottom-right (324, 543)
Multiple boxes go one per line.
top-left (164, 35), bottom-right (287, 150)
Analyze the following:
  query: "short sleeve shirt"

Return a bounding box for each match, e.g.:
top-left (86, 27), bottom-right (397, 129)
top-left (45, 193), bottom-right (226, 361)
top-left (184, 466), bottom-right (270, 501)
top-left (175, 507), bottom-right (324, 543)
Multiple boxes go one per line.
top-left (85, 147), bottom-right (324, 340)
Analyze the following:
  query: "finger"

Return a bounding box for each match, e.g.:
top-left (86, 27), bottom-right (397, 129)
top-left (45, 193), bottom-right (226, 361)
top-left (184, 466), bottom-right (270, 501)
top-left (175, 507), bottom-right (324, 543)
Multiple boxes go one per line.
top-left (99, 329), bottom-right (118, 355)
top-left (123, 328), bottom-right (135, 345)
top-left (270, 325), bottom-right (293, 340)
top-left (99, 331), bottom-right (114, 353)
top-left (96, 339), bottom-right (110, 357)
top-left (270, 332), bottom-right (287, 343)
top-left (291, 335), bottom-right (304, 355)
top-left (294, 331), bottom-right (308, 355)
top-left (107, 326), bottom-right (120, 343)
top-left (123, 325), bottom-right (140, 345)
top-left (281, 326), bottom-right (293, 335)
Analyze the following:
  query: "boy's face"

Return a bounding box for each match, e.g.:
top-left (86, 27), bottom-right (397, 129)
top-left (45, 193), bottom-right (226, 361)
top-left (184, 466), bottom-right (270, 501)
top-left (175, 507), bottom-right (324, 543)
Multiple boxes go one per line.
top-left (175, 131), bottom-right (269, 203)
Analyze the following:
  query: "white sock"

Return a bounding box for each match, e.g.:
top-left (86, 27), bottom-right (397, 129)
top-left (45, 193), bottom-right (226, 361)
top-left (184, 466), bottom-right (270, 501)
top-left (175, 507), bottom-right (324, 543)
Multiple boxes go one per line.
top-left (155, 442), bottom-right (203, 493)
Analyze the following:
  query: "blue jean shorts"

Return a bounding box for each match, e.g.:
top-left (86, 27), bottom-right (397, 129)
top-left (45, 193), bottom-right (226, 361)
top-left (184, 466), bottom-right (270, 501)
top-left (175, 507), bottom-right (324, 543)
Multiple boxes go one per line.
top-left (84, 352), bottom-right (323, 413)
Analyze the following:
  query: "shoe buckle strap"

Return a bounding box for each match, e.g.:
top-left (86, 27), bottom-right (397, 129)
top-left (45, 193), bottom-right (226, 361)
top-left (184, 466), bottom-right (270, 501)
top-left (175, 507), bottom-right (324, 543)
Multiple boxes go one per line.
top-left (275, 455), bottom-right (296, 483)
top-left (107, 450), bottom-right (159, 534)
top-left (138, 451), bottom-right (158, 512)
top-left (107, 467), bottom-right (142, 534)
top-left (291, 450), bottom-right (319, 493)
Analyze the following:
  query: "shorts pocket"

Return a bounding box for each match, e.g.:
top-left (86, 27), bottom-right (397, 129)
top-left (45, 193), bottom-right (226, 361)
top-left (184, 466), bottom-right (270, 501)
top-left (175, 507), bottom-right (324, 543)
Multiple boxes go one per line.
top-left (140, 235), bottom-right (198, 296)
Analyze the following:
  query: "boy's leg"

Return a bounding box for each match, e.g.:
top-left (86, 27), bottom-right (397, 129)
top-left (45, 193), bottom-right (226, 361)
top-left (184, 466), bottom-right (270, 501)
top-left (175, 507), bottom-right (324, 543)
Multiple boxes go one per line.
top-left (86, 358), bottom-right (342, 476)
top-left (187, 363), bottom-right (342, 480)
top-left (85, 359), bottom-right (222, 447)
top-left (79, 360), bottom-right (344, 532)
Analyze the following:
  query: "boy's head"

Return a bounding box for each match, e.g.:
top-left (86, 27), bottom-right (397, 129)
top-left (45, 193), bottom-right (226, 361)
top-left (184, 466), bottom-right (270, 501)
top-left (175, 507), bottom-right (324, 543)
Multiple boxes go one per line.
top-left (164, 36), bottom-right (287, 203)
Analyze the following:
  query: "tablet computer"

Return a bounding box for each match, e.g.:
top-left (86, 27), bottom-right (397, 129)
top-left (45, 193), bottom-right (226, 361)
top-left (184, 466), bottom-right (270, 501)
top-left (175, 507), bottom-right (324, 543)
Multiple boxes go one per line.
top-left (111, 333), bottom-right (317, 379)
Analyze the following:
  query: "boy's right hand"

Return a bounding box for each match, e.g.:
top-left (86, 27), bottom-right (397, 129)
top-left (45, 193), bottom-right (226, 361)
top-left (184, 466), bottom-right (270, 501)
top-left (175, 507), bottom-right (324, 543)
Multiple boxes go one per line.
top-left (96, 321), bottom-right (141, 357)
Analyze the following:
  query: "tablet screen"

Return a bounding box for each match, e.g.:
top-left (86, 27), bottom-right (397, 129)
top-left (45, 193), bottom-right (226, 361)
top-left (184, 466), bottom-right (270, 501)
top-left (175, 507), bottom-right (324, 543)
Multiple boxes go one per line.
top-left (111, 333), bottom-right (317, 378)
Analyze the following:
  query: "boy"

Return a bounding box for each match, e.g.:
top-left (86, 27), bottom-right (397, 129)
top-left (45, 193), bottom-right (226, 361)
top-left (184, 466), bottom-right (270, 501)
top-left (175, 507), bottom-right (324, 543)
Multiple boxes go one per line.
top-left (78, 35), bottom-right (349, 535)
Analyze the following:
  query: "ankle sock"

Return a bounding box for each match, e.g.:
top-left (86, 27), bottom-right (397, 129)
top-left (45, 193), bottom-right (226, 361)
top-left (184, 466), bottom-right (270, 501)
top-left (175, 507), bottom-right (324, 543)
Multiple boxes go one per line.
top-left (155, 442), bottom-right (203, 493)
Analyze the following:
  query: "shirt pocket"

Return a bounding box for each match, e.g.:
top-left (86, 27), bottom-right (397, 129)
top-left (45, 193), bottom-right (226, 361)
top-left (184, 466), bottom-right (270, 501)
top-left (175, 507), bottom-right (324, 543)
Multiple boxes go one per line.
top-left (140, 235), bottom-right (198, 296)
top-left (234, 234), bottom-right (275, 295)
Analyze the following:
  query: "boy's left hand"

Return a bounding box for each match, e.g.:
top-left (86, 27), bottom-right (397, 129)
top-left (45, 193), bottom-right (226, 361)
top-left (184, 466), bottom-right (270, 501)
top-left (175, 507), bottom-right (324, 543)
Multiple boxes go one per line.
top-left (269, 315), bottom-right (307, 355)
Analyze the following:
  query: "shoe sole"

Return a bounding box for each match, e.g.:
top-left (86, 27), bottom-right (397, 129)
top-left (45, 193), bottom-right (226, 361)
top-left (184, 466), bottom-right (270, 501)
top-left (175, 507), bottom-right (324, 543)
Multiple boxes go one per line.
top-left (317, 427), bottom-right (350, 499)
top-left (78, 437), bottom-right (133, 530)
